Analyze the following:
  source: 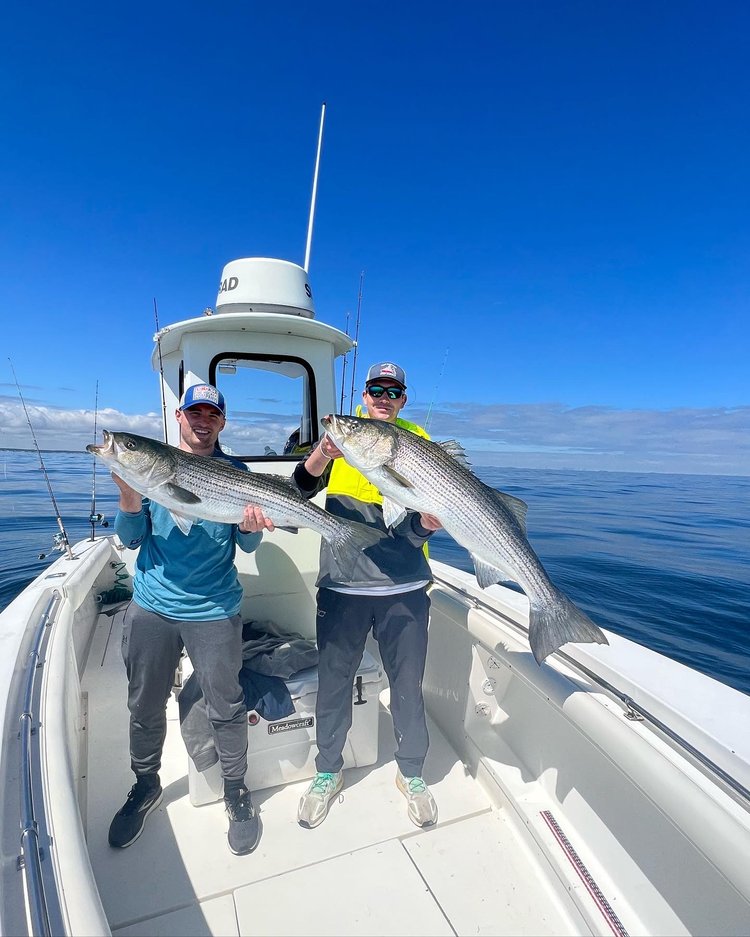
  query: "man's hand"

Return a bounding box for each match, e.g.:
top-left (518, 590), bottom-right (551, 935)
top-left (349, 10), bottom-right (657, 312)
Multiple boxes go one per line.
top-left (112, 473), bottom-right (143, 512)
top-left (304, 430), bottom-right (343, 477)
top-left (239, 504), bottom-right (275, 533)
top-left (419, 513), bottom-right (442, 531)
top-left (318, 432), bottom-right (343, 461)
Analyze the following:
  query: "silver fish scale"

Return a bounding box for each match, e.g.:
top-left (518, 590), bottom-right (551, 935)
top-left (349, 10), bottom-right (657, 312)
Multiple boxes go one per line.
top-left (171, 450), bottom-right (341, 535)
top-left (379, 430), bottom-right (557, 600)
top-left (325, 415), bottom-right (607, 662)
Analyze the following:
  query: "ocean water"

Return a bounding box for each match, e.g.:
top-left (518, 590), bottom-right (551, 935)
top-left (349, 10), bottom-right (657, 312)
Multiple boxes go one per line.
top-left (1, 450), bottom-right (748, 696)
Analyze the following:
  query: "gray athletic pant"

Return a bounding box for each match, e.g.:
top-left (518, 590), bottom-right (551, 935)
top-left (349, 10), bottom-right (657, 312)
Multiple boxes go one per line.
top-left (121, 601), bottom-right (247, 787)
top-left (314, 587), bottom-right (430, 778)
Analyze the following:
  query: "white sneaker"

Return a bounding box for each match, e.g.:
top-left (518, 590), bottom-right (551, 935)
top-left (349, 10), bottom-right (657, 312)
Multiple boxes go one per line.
top-left (396, 771), bottom-right (438, 827)
top-left (297, 771), bottom-right (343, 828)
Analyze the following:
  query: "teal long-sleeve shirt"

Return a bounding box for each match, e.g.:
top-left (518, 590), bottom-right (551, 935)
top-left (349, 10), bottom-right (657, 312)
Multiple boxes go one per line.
top-left (115, 459), bottom-right (262, 620)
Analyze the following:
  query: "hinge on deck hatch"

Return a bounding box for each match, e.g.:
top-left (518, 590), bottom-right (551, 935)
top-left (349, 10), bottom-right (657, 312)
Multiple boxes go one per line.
top-left (353, 675), bottom-right (366, 705)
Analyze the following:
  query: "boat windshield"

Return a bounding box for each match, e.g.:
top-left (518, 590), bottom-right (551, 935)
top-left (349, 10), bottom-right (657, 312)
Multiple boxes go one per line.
top-left (210, 354), bottom-right (316, 460)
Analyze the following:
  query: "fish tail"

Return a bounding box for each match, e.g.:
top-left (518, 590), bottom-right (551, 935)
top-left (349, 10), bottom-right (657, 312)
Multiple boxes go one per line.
top-left (326, 520), bottom-right (382, 581)
top-left (528, 590), bottom-right (609, 664)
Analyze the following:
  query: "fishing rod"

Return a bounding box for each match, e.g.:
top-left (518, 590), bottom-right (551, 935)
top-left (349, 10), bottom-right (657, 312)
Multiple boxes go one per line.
top-left (425, 347), bottom-right (449, 432)
top-left (154, 297), bottom-right (169, 444)
top-left (88, 379), bottom-right (109, 541)
top-left (8, 358), bottom-right (75, 561)
top-left (348, 271), bottom-right (364, 414)
top-left (339, 309), bottom-right (351, 413)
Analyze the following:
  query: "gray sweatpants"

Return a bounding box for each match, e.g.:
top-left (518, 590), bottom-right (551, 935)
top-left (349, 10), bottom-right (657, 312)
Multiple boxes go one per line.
top-left (121, 601), bottom-right (248, 786)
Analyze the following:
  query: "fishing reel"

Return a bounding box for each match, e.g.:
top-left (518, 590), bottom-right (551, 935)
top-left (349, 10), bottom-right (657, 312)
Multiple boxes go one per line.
top-left (38, 533), bottom-right (70, 560)
top-left (89, 512), bottom-right (110, 529)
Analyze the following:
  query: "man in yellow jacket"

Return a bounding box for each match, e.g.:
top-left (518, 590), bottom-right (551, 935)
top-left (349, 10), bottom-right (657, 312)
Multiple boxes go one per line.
top-left (293, 362), bottom-right (442, 829)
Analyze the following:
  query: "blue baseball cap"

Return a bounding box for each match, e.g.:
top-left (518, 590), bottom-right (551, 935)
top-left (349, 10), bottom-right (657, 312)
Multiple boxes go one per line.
top-left (179, 383), bottom-right (226, 415)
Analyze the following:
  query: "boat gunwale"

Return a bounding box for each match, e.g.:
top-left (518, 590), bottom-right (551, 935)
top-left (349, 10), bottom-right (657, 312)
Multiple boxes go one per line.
top-left (430, 561), bottom-right (750, 813)
top-left (18, 589), bottom-right (63, 937)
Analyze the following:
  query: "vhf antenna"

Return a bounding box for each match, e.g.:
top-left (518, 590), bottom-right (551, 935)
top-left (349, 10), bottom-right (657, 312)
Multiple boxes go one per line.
top-left (304, 102), bottom-right (326, 274)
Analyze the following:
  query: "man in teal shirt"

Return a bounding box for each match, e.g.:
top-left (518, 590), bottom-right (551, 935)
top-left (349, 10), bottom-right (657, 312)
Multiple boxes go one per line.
top-left (110, 383), bottom-right (274, 856)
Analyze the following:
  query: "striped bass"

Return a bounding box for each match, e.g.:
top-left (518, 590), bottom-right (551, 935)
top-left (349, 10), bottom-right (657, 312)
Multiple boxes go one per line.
top-left (87, 430), bottom-right (380, 581)
top-left (322, 414), bottom-right (608, 663)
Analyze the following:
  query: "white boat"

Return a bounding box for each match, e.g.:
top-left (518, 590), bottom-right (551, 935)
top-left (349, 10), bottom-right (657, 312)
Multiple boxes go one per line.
top-left (1, 118), bottom-right (749, 933)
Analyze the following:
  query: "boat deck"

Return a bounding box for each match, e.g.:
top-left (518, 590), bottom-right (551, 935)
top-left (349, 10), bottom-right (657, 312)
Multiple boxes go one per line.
top-left (82, 608), bottom-right (590, 937)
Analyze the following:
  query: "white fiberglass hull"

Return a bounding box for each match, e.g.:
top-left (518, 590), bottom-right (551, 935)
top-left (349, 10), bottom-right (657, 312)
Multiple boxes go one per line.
top-left (1, 535), bottom-right (749, 936)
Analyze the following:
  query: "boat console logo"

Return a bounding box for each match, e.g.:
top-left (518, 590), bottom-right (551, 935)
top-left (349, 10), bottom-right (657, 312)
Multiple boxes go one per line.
top-left (218, 278), bottom-right (312, 298)
top-left (268, 716), bottom-right (314, 735)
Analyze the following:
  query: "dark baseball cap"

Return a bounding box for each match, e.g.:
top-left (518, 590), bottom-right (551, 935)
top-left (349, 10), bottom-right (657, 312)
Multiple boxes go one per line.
top-left (365, 362), bottom-right (406, 388)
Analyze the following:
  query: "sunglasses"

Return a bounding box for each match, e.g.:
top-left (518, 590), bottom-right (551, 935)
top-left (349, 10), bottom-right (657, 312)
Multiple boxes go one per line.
top-left (367, 385), bottom-right (404, 400)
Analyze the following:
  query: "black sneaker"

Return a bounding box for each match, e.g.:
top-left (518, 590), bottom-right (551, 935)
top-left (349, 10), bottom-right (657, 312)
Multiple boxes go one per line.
top-left (108, 775), bottom-right (163, 848)
top-left (224, 786), bottom-right (261, 855)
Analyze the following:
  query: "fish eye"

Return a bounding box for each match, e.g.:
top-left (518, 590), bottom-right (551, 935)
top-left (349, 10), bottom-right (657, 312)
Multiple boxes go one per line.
top-left (125, 439), bottom-right (137, 451)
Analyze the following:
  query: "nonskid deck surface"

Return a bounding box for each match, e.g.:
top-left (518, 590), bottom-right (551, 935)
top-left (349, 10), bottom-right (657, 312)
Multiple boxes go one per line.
top-left (83, 609), bottom-right (583, 937)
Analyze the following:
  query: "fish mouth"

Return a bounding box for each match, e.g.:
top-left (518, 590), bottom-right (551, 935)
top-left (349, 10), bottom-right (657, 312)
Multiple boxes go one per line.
top-left (322, 414), bottom-right (351, 443)
top-left (322, 414), bottom-right (352, 432)
top-left (86, 429), bottom-right (114, 456)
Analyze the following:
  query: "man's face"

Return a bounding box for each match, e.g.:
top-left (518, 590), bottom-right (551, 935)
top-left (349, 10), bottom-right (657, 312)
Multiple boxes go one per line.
top-left (362, 380), bottom-right (406, 423)
top-left (176, 403), bottom-right (226, 453)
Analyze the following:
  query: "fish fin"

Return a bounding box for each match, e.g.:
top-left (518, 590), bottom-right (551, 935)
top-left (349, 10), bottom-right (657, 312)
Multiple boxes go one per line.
top-left (471, 555), bottom-right (509, 589)
top-left (528, 589), bottom-right (609, 665)
top-left (169, 511), bottom-right (193, 535)
top-left (486, 486), bottom-right (528, 533)
top-left (382, 497), bottom-right (408, 528)
top-left (327, 520), bottom-right (382, 580)
top-left (436, 439), bottom-right (471, 468)
top-left (275, 526), bottom-right (300, 534)
top-left (165, 483), bottom-right (202, 505)
top-left (383, 466), bottom-right (414, 489)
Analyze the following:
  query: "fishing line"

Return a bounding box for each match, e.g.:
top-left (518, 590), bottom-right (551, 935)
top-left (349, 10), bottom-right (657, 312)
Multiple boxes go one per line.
top-left (425, 347), bottom-right (449, 432)
top-left (8, 358), bottom-right (75, 561)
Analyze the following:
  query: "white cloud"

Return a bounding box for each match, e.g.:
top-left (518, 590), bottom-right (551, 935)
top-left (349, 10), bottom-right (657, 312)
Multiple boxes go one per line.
top-left (414, 402), bottom-right (750, 475)
top-left (2, 400), bottom-right (748, 475)
top-left (0, 402), bottom-right (163, 452)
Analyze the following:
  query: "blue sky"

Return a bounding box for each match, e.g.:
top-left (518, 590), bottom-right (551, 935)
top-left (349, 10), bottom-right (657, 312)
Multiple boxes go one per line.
top-left (2, 1), bottom-right (748, 474)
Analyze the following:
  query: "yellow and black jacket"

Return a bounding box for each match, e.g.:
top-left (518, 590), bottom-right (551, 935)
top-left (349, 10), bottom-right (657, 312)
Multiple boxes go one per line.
top-left (293, 415), bottom-right (435, 590)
